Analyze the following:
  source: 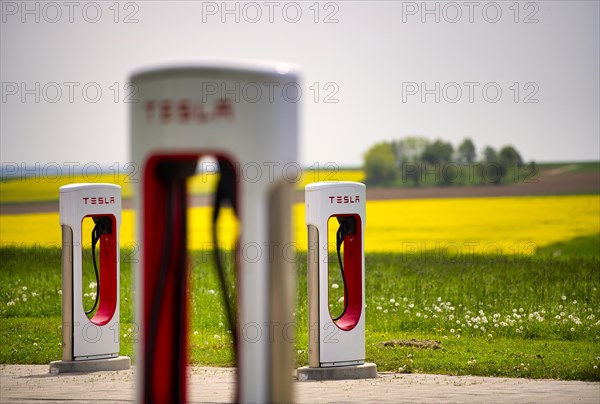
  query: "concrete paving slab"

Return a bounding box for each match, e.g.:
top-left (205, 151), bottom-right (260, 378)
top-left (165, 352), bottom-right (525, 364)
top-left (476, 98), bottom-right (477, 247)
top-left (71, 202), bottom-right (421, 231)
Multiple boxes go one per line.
top-left (297, 363), bottom-right (377, 381)
top-left (49, 356), bottom-right (131, 374)
top-left (1, 365), bottom-right (598, 404)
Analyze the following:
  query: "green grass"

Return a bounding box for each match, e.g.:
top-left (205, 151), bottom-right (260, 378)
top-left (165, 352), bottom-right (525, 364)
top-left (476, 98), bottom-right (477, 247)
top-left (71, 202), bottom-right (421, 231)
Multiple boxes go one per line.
top-left (1, 246), bottom-right (599, 380)
top-left (536, 233), bottom-right (600, 258)
top-left (537, 161), bottom-right (600, 173)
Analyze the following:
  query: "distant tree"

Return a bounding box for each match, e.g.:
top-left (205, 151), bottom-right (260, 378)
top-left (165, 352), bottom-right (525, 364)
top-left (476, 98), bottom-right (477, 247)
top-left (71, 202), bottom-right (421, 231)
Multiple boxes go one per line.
top-left (362, 138), bottom-right (527, 188)
top-left (457, 138), bottom-right (476, 164)
top-left (421, 139), bottom-right (455, 185)
top-left (499, 145), bottom-right (524, 167)
top-left (421, 139), bottom-right (454, 164)
top-left (393, 136), bottom-right (430, 165)
top-left (363, 142), bottom-right (398, 186)
top-left (482, 146), bottom-right (498, 163)
top-left (479, 146), bottom-right (504, 185)
top-left (493, 145), bottom-right (524, 184)
top-left (393, 136), bottom-right (430, 187)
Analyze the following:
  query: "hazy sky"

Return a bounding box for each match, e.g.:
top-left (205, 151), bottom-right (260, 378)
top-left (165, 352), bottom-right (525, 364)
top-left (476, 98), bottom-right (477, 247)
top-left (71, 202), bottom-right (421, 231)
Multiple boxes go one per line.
top-left (1, 1), bottom-right (599, 171)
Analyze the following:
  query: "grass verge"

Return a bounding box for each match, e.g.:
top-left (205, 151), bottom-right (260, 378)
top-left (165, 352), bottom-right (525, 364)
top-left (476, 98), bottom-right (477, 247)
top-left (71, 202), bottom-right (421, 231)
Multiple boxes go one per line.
top-left (1, 246), bottom-right (598, 381)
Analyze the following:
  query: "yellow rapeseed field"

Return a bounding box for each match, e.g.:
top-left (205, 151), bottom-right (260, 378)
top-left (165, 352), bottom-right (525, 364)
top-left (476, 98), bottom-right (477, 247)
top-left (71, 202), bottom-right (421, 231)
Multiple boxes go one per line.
top-left (1, 195), bottom-right (598, 255)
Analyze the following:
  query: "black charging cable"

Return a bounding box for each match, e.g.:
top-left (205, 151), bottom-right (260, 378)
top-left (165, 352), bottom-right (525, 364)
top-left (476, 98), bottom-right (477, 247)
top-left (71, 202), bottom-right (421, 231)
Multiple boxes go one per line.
top-left (212, 158), bottom-right (239, 366)
top-left (332, 216), bottom-right (356, 322)
top-left (86, 217), bottom-right (112, 316)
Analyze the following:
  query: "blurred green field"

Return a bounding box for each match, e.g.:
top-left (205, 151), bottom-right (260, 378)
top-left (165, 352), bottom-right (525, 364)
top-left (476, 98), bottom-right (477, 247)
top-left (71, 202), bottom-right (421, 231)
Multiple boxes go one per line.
top-left (536, 161), bottom-right (600, 173)
top-left (1, 244), bottom-right (598, 380)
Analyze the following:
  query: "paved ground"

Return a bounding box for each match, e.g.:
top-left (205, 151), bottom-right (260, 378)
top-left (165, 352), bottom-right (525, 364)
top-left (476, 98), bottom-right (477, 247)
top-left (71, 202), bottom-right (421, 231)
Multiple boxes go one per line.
top-left (1, 365), bottom-right (599, 403)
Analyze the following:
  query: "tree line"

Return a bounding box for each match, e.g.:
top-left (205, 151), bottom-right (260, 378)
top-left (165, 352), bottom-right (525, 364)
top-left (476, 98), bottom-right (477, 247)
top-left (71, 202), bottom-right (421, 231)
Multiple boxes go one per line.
top-left (363, 136), bottom-right (536, 187)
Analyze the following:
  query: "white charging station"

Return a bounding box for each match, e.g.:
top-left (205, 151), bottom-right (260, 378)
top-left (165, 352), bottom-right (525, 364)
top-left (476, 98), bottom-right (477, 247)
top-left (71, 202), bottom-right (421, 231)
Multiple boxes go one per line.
top-left (298, 181), bottom-right (376, 380)
top-left (50, 183), bottom-right (130, 373)
top-left (130, 61), bottom-right (298, 403)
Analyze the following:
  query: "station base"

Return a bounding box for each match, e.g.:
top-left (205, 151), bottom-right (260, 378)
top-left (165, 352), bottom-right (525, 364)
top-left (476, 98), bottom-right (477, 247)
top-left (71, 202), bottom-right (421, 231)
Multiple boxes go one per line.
top-left (296, 362), bottom-right (377, 381)
top-left (49, 356), bottom-right (131, 374)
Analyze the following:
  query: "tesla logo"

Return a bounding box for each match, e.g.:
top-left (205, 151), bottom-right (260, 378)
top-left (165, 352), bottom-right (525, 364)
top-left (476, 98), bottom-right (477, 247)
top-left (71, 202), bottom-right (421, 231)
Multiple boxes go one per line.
top-left (328, 195), bottom-right (360, 204)
top-left (82, 197), bottom-right (115, 205)
top-left (144, 98), bottom-right (234, 124)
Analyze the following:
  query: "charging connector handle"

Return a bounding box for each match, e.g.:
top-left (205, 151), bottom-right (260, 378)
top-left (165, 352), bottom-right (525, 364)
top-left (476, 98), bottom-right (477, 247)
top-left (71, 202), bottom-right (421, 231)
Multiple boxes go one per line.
top-left (332, 216), bottom-right (356, 322)
top-left (86, 217), bottom-right (112, 316)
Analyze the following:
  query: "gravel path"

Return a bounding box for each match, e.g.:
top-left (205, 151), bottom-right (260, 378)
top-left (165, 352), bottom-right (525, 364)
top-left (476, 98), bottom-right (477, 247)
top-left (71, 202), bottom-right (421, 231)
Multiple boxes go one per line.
top-left (1, 365), bottom-right (599, 403)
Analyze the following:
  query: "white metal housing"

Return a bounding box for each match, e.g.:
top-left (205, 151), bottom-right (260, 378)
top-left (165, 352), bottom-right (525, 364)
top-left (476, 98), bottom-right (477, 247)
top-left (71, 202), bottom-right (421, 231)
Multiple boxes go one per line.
top-left (305, 182), bottom-right (366, 367)
top-left (130, 61), bottom-right (299, 403)
top-left (59, 183), bottom-right (121, 361)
